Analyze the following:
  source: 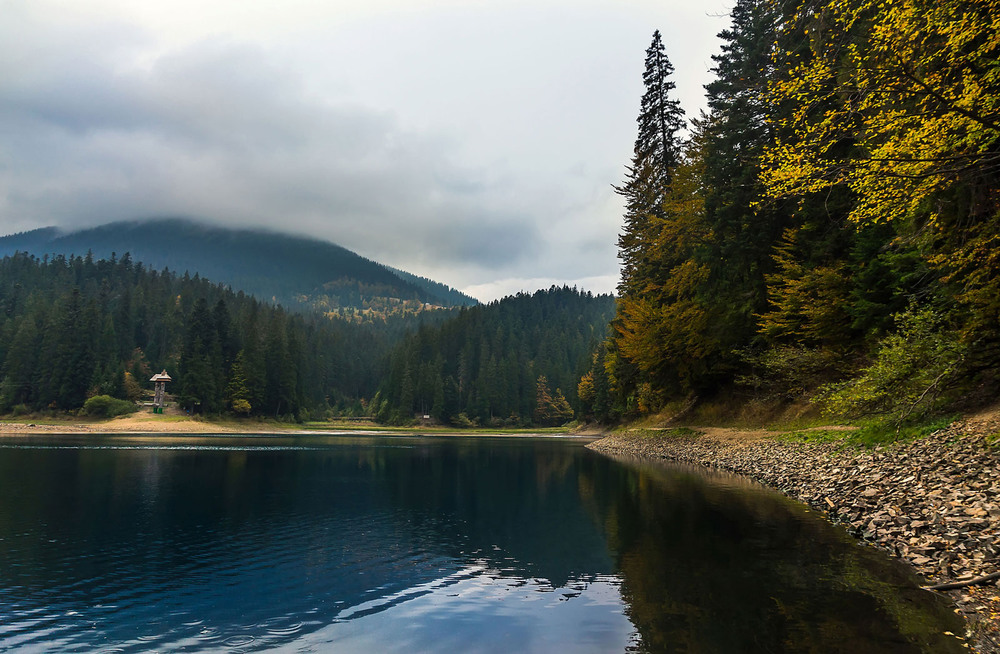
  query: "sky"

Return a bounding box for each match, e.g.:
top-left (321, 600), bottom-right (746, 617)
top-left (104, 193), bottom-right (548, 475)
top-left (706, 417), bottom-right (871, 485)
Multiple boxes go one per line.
top-left (0, 0), bottom-right (733, 301)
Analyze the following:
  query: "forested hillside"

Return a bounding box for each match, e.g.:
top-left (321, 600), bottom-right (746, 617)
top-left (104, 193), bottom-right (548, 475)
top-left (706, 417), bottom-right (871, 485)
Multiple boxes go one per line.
top-left (587, 0), bottom-right (999, 424)
top-left (374, 287), bottom-right (615, 426)
top-left (0, 252), bottom-right (397, 419)
top-left (0, 253), bottom-right (611, 426)
top-left (0, 219), bottom-right (478, 314)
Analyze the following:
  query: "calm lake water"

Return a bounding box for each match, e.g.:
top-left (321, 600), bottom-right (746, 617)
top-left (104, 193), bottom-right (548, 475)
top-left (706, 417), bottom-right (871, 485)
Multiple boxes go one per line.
top-left (0, 434), bottom-right (965, 653)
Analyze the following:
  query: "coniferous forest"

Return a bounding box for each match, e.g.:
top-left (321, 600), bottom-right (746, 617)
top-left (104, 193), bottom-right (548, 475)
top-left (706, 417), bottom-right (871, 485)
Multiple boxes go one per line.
top-left (0, 252), bottom-right (393, 419)
top-left (582, 0), bottom-right (1000, 426)
top-left (1, 0), bottom-right (997, 430)
top-left (0, 252), bottom-right (613, 427)
top-left (372, 287), bottom-right (615, 426)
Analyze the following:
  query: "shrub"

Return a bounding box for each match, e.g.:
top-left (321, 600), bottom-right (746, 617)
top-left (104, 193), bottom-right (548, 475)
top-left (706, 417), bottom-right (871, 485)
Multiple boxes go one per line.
top-left (451, 412), bottom-right (477, 428)
top-left (231, 399), bottom-right (252, 416)
top-left (82, 395), bottom-right (137, 418)
top-left (819, 306), bottom-right (966, 422)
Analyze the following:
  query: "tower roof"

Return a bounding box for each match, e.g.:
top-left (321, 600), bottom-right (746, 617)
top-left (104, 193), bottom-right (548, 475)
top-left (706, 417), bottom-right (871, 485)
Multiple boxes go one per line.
top-left (149, 370), bottom-right (172, 382)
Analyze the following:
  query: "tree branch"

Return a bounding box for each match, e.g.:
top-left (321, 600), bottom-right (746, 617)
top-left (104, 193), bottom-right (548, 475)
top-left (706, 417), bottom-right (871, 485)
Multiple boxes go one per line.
top-left (924, 571), bottom-right (1000, 592)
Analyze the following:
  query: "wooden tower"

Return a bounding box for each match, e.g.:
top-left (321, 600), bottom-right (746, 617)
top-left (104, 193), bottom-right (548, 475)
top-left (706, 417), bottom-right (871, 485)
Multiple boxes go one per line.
top-left (149, 370), bottom-right (172, 413)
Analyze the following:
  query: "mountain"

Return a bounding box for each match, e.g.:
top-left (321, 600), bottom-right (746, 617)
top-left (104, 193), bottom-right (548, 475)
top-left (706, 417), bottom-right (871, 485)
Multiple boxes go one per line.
top-left (0, 219), bottom-right (478, 312)
top-left (386, 266), bottom-right (478, 308)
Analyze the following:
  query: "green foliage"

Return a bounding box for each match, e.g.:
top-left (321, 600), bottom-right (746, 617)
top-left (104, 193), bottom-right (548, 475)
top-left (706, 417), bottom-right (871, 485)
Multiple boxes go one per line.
top-left (701, 0), bottom-right (791, 355)
top-left (225, 351), bottom-right (252, 415)
top-left (9, 403), bottom-right (30, 417)
top-left (780, 416), bottom-right (955, 448)
top-left (819, 307), bottom-right (967, 422)
top-left (850, 417), bottom-right (957, 447)
top-left (615, 30), bottom-right (686, 299)
top-left (82, 394), bottom-right (136, 418)
top-left (122, 372), bottom-right (145, 403)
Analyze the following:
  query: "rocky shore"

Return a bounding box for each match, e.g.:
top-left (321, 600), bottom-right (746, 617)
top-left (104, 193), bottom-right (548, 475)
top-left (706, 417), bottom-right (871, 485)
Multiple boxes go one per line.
top-left (588, 418), bottom-right (1000, 653)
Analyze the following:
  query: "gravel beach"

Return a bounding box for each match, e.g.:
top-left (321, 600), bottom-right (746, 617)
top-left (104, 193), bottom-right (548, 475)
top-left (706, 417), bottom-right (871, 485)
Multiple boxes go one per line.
top-left (588, 417), bottom-right (1000, 652)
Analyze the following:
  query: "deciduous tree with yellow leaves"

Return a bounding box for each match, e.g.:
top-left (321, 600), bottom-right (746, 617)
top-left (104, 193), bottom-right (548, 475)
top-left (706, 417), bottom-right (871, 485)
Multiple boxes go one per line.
top-left (764, 0), bottom-right (1000, 337)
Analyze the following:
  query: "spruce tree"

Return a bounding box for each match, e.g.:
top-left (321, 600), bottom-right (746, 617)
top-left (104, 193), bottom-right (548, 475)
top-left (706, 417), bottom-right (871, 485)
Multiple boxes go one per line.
top-left (607, 30), bottom-right (686, 414)
top-left (701, 0), bottom-right (790, 347)
top-left (226, 351), bottom-right (252, 415)
top-left (615, 30), bottom-right (686, 297)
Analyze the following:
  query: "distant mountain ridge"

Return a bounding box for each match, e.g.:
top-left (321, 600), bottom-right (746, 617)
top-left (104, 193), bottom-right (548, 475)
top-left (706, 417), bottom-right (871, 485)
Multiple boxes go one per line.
top-left (0, 219), bottom-right (478, 311)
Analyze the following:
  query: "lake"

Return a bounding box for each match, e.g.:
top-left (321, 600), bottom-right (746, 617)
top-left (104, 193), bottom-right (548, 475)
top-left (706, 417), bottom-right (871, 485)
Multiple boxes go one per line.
top-left (0, 434), bottom-right (965, 652)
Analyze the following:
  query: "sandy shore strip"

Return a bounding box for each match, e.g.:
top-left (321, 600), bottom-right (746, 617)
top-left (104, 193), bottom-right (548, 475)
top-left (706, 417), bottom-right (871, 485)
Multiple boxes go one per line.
top-left (0, 416), bottom-right (581, 437)
top-left (588, 419), bottom-right (1000, 653)
top-left (0, 415), bottom-right (248, 433)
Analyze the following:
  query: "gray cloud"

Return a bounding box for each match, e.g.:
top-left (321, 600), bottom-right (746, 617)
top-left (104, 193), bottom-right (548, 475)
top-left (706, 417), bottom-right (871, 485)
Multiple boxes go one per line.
top-left (0, 0), bottom-right (730, 298)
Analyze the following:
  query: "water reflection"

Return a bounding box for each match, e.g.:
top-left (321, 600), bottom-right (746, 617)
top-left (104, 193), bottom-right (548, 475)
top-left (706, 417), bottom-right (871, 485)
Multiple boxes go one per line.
top-left (584, 455), bottom-right (965, 653)
top-left (0, 434), bottom-right (964, 652)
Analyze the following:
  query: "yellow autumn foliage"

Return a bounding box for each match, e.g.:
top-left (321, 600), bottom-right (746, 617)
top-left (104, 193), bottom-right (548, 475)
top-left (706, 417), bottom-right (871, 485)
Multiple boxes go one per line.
top-left (763, 0), bottom-right (1000, 227)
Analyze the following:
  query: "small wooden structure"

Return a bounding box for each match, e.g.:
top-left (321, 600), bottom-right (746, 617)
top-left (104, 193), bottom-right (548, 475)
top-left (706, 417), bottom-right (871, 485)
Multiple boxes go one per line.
top-left (149, 370), bottom-right (172, 414)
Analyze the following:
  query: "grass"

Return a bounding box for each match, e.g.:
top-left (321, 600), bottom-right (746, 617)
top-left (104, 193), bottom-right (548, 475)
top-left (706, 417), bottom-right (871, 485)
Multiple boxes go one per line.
top-left (616, 426), bottom-right (703, 440)
top-left (778, 415), bottom-right (956, 448)
top-left (660, 427), bottom-right (702, 438)
top-left (851, 416), bottom-right (956, 446)
top-left (657, 395), bottom-right (828, 431)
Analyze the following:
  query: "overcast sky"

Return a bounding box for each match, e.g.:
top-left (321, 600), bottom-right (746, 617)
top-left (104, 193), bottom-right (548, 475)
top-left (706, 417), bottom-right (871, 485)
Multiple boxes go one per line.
top-left (1, 0), bottom-right (732, 301)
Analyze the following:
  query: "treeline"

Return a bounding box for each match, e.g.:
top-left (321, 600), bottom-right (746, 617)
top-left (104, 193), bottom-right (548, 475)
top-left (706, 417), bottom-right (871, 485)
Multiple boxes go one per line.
top-left (0, 252), bottom-right (396, 419)
top-left (373, 287), bottom-right (615, 426)
top-left (587, 0), bottom-right (999, 422)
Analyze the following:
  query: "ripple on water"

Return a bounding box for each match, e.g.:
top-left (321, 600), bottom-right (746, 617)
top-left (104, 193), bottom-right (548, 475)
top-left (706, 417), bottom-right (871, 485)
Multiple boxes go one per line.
top-left (263, 622), bottom-right (304, 637)
top-left (222, 635), bottom-right (256, 647)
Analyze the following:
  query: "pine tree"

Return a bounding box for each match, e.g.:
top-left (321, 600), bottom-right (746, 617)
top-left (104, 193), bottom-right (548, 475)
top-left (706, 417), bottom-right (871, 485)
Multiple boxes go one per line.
top-left (606, 31), bottom-right (687, 414)
top-left (178, 297), bottom-right (220, 413)
top-left (50, 288), bottom-right (95, 409)
top-left (550, 388), bottom-right (574, 424)
top-left (0, 312), bottom-right (41, 409)
top-left (533, 375), bottom-right (555, 426)
top-left (701, 0), bottom-right (791, 350)
top-left (615, 30), bottom-right (686, 298)
top-left (226, 350), bottom-right (252, 415)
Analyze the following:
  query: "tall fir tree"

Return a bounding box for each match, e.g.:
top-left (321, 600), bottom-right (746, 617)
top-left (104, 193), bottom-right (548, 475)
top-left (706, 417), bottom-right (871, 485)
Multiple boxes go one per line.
top-left (701, 0), bottom-right (791, 354)
top-left (607, 30), bottom-right (687, 414)
top-left (614, 30), bottom-right (686, 297)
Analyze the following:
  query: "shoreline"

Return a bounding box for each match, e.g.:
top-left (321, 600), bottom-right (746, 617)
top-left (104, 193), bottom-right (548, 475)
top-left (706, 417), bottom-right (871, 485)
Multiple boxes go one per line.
top-left (587, 420), bottom-right (1000, 652)
top-left (0, 415), bottom-right (582, 438)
